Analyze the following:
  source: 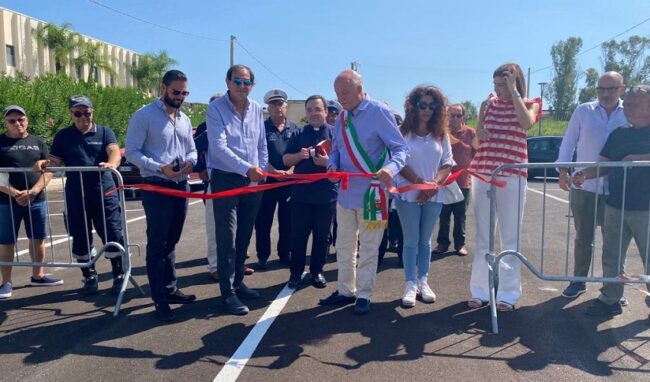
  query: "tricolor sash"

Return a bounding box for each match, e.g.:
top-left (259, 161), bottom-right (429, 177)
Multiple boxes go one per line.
top-left (340, 111), bottom-right (388, 229)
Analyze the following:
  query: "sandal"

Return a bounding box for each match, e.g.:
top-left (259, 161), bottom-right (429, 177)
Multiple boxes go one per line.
top-left (496, 301), bottom-right (515, 312)
top-left (467, 298), bottom-right (488, 309)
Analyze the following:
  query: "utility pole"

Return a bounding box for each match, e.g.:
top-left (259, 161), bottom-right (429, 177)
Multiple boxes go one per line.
top-left (526, 67), bottom-right (531, 98)
top-left (351, 61), bottom-right (359, 72)
top-left (230, 35), bottom-right (236, 67)
top-left (538, 82), bottom-right (548, 136)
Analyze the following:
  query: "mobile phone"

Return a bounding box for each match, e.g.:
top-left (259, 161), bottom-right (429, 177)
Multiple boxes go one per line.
top-left (172, 158), bottom-right (181, 172)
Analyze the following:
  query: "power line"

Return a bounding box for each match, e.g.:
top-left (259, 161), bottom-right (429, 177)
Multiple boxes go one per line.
top-left (531, 16), bottom-right (650, 74)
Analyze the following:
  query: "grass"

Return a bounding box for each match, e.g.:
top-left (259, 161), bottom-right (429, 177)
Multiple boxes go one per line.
top-left (465, 118), bottom-right (568, 137)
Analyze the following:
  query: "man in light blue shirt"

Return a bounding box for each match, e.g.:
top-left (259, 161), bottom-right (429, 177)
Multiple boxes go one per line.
top-left (125, 69), bottom-right (197, 322)
top-left (556, 71), bottom-right (627, 299)
top-left (320, 70), bottom-right (409, 315)
top-left (206, 64), bottom-right (268, 316)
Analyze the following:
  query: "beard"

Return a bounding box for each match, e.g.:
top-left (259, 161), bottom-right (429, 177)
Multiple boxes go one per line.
top-left (163, 94), bottom-right (183, 109)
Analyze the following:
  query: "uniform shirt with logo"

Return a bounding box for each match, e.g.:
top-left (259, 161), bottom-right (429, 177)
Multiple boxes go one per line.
top-left (0, 133), bottom-right (48, 204)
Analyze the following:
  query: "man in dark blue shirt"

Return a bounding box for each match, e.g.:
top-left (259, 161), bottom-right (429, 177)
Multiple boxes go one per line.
top-left (283, 95), bottom-right (337, 290)
top-left (35, 95), bottom-right (125, 296)
top-left (254, 88), bottom-right (299, 269)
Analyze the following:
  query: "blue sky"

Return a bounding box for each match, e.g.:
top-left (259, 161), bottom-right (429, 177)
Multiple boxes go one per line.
top-left (3, 0), bottom-right (649, 115)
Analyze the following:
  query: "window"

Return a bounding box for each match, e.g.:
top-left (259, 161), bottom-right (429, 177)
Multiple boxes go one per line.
top-left (6, 45), bottom-right (15, 67)
top-left (92, 67), bottom-right (99, 81)
top-left (75, 65), bottom-right (82, 79)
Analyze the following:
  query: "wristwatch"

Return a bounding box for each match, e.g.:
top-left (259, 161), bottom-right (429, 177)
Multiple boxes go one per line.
top-left (28, 189), bottom-right (38, 198)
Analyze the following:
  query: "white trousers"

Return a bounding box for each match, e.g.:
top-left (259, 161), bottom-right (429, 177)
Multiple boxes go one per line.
top-left (336, 205), bottom-right (385, 299)
top-left (205, 184), bottom-right (218, 273)
top-left (469, 176), bottom-right (526, 305)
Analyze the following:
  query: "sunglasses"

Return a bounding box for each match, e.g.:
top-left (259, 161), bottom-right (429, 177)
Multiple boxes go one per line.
top-left (72, 111), bottom-right (92, 118)
top-left (627, 85), bottom-right (650, 94)
top-left (327, 108), bottom-right (339, 114)
top-left (450, 114), bottom-right (464, 119)
top-left (416, 101), bottom-right (438, 111)
top-left (6, 116), bottom-right (26, 124)
top-left (268, 100), bottom-right (285, 106)
top-left (596, 86), bottom-right (621, 93)
top-left (232, 78), bottom-right (253, 87)
top-left (169, 89), bottom-right (190, 96)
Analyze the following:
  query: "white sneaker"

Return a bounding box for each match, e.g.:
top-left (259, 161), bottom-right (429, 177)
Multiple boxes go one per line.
top-left (418, 277), bottom-right (436, 303)
top-left (402, 281), bottom-right (417, 307)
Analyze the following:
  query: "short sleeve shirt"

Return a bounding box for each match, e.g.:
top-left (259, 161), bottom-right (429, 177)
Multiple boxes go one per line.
top-left (50, 124), bottom-right (118, 192)
top-left (0, 134), bottom-right (48, 204)
top-left (265, 119), bottom-right (299, 178)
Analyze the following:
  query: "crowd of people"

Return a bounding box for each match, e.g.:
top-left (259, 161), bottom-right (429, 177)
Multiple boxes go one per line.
top-left (0, 63), bottom-right (648, 324)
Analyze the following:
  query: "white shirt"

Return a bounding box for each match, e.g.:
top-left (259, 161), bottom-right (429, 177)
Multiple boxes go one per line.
top-left (394, 133), bottom-right (454, 203)
top-left (556, 100), bottom-right (627, 194)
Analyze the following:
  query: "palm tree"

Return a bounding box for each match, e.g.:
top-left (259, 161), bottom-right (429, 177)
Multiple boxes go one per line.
top-left (128, 50), bottom-right (178, 95)
top-left (75, 40), bottom-right (116, 83)
top-left (33, 22), bottom-right (80, 73)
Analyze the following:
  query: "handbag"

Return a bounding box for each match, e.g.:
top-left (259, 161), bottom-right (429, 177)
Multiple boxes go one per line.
top-left (442, 181), bottom-right (464, 205)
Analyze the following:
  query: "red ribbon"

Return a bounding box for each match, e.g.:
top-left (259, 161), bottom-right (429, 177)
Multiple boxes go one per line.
top-left (105, 169), bottom-right (505, 200)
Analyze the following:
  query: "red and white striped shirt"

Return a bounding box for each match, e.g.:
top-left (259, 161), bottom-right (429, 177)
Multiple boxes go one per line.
top-left (469, 96), bottom-right (540, 178)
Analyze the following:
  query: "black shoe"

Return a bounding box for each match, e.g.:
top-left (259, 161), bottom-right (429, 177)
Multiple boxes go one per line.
top-left (154, 303), bottom-right (175, 322)
top-left (311, 273), bottom-right (327, 289)
top-left (319, 291), bottom-right (355, 306)
top-left (81, 276), bottom-right (99, 295)
top-left (287, 275), bottom-right (301, 289)
top-left (353, 298), bottom-right (371, 315)
top-left (110, 275), bottom-right (124, 296)
top-left (585, 299), bottom-right (622, 316)
top-left (235, 283), bottom-right (260, 300)
top-left (561, 282), bottom-right (586, 298)
top-left (223, 295), bottom-right (249, 315)
top-left (257, 258), bottom-right (269, 270)
top-left (167, 288), bottom-right (197, 304)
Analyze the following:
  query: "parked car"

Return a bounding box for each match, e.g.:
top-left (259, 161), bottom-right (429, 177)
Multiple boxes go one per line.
top-left (526, 136), bottom-right (563, 179)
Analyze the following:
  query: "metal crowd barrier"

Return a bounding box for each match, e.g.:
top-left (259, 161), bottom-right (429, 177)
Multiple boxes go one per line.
top-left (0, 166), bottom-right (144, 316)
top-left (486, 160), bottom-right (650, 333)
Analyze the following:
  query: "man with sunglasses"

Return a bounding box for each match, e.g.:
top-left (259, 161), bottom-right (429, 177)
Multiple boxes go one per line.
top-left (1, 105), bottom-right (63, 299)
top-left (254, 88), bottom-right (299, 270)
top-left (35, 95), bottom-right (126, 297)
top-left (571, 84), bottom-right (650, 316)
top-left (125, 70), bottom-right (198, 321)
top-left (556, 71), bottom-right (628, 300)
top-left (206, 64), bottom-right (268, 316)
top-left (326, 100), bottom-right (342, 126)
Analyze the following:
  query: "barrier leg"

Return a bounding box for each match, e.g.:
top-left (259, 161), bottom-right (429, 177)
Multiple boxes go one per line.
top-left (487, 253), bottom-right (499, 334)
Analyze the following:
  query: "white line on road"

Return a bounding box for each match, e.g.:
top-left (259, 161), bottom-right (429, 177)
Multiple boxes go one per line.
top-left (215, 283), bottom-right (297, 382)
top-left (527, 187), bottom-right (569, 204)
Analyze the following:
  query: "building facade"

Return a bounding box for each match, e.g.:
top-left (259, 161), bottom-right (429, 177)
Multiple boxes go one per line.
top-left (0, 7), bottom-right (138, 87)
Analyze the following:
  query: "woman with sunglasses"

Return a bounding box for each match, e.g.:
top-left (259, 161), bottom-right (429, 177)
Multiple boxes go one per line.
top-left (393, 85), bottom-right (454, 307)
top-left (467, 63), bottom-right (541, 312)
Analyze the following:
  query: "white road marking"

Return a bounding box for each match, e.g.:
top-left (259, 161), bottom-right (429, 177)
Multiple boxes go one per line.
top-left (527, 187), bottom-right (569, 204)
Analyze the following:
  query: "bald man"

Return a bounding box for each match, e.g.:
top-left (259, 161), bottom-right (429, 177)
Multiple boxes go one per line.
top-left (321, 70), bottom-right (409, 315)
top-left (556, 71), bottom-right (628, 300)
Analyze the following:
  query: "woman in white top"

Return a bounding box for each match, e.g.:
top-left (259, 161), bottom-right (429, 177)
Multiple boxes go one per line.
top-left (394, 85), bottom-right (454, 307)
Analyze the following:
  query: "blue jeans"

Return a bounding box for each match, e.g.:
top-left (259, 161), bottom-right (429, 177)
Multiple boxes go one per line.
top-left (395, 199), bottom-right (443, 282)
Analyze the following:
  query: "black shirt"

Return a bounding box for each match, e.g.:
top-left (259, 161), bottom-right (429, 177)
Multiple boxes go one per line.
top-left (285, 124), bottom-right (337, 204)
top-left (50, 124), bottom-right (118, 192)
top-left (265, 118), bottom-right (299, 180)
top-left (600, 126), bottom-right (650, 211)
top-left (0, 134), bottom-right (48, 204)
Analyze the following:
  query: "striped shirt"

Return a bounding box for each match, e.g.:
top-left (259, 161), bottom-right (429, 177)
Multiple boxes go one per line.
top-left (469, 96), bottom-right (540, 178)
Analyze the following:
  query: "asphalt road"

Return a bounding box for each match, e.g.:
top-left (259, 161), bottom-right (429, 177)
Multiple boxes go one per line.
top-left (1, 180), bottom-right (650, 382)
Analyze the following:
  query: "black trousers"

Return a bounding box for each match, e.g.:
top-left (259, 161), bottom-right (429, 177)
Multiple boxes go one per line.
top-left (254, 183), bottom-right (291, 262)
top-left (289, 200), bottom-right (335, 278)
top-left (211, 169), bottom-right (262, 298)
top-left (65, 186), bottom-right (124, 279)
top-left (436, 188), bottom-right (471, 249)
top-left (141, 179), bottom-right (188, 304)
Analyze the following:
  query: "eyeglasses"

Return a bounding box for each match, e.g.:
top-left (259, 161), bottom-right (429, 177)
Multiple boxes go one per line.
top-left (232, 78), bottom-right (253, 87)
top-left (416, 101), bottom-right (438, 111)
top-left (627, 85), bottom-right (650, 95)
top-left (170, 89), bottom-right (190, 96)
top-left (72, 111), bottom-right (92, 118)
top-left (450, 114), bottom-right (464, 119)
top-left (596, 86), bottom-right (622, 93)
top-left (6, 116), bottom-right (26, 124)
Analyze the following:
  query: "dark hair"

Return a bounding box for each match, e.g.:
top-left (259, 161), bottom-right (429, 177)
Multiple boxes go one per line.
top-left (162, 69), bottom-right (187, 85)
top-left (226, 64), bottom-right (255, 83)
top-left (305, 95), bottom-right (327, 108)
top-left (493, 63), bottom-right (526, 96)
top-left (401, 85), bottom-right (448, 140)
top-left (449, 103), bottom-right (465, 115)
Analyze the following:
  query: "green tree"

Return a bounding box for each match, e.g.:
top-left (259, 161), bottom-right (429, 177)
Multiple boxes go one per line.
top-left (547, 37), bottom-right (583, 120)
top-left (601, 35), bottom-right (650, 84)
top-left (460, 100), bottom-right (477, 122)
top-left (33, 22), bottom-right (80, 74)
top-left (578, 67), bottom-right (599, 103)
top-left (128, 50), bottom-right (177, 95)
top-left (75, 40), bottom-right (116, 83)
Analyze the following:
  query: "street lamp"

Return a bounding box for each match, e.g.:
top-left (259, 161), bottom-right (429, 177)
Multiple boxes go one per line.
top-left (538, 82), bottom-right (548, 136)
